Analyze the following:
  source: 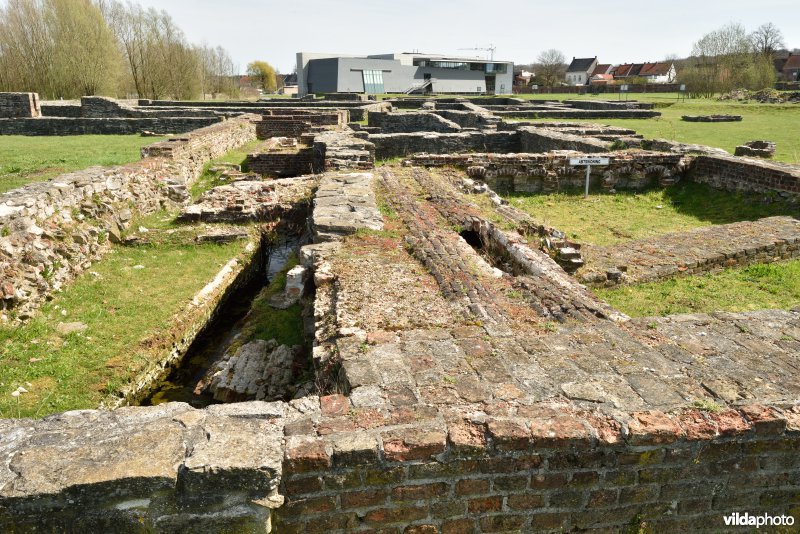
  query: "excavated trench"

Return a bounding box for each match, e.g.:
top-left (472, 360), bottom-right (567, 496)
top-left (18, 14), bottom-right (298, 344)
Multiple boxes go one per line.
top-left (140, 216), bottom-right (313, 408)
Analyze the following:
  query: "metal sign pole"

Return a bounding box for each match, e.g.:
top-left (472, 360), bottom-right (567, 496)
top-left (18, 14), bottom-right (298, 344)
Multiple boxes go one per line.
top-left (569, 157), bottom-right (610, 199)
top-left (584, 165), bottom-right (590, 199)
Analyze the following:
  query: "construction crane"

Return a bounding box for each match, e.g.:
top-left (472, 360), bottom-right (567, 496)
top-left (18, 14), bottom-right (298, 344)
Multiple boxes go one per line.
top-left (458, 44), bottom-right (496, 61)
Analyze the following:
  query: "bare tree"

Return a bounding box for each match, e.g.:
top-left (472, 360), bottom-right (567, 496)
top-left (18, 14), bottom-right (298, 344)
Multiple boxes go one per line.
top-left (535, 49), bottom-right (566, 88)
top-left (680, 22), bottom-right (776, 97)
top-left (750, 22), bottom-right (785, 57)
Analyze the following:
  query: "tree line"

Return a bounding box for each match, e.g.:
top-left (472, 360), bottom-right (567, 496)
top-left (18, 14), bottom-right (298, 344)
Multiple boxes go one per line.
top-left (0, 0), bottom-right (240, 100)
top-left (520, 22), bottom-right (788, 96)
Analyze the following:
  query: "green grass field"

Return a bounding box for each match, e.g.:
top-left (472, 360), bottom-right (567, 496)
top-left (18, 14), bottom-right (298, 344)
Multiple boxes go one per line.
top-left (595, 260), bottom-right (800, 317)
top-left (0, 135), bottom-right (164, 194)
top-left (505, 182), bottom-right (798, 247)
top-left (0, 210), bottom-right (250, 418)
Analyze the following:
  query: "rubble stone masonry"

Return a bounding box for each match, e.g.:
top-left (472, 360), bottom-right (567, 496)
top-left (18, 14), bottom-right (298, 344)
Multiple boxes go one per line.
top-left (0, 115), bottom-right (257, 321)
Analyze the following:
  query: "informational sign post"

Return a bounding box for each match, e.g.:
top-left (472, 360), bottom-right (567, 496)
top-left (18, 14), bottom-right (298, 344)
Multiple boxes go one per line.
top-left (569, 157), bottom-right (610, 198)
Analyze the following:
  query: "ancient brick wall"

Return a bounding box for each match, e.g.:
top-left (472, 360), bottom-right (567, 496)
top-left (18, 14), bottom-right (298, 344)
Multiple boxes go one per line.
top-left (494, 109), bottom-right (660, 119)
top-left (0, 92), bottom-right (40, 118)
top-left (411, 152), bottom-right (685, 193)
top-left (689, 154), bottom-right (800, 202)
top-left (370, 131), bottom-right (519, 159)
top-left (0, 116), bottom-right (257, 321)
top-left (518, 126), bottom-right (612, 153)
top-left (433, 109), bottom-right (499, 129)
top-left (247, 149), bottom-right (322, 177)
top-left (368, 112), bottom-right (462, 133)
top-left (276, 402), bottom-right (800, 533)
top-left (0, 116), bottom-right (222, 135)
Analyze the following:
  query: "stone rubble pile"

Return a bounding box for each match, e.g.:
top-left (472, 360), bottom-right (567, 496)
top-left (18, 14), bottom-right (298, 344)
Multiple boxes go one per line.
top-left (203, 339), bottom-right (305, 402)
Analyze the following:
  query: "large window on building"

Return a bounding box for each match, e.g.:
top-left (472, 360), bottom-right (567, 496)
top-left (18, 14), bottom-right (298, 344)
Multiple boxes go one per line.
top-left (362, 70), bottom-right (384, 94)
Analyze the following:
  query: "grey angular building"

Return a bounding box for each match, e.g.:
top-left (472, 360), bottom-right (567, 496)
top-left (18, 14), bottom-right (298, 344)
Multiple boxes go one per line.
top-left (296, 52), bottom-right (514, 96)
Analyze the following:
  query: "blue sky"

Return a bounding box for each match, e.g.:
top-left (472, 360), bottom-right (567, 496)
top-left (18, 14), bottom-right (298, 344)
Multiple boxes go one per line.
top-left (8, 0), bottom-right (800, 73)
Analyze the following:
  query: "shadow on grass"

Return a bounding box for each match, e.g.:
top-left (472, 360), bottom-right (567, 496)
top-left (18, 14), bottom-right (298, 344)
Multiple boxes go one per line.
top-left (659, 181), bottom-right (799, 224)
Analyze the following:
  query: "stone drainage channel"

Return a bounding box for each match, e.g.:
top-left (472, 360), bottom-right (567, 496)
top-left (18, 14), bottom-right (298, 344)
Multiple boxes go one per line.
top-left (139, 228), bottom-right (312, 409)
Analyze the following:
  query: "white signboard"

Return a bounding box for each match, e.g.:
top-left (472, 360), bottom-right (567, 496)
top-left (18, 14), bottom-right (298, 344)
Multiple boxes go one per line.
top-left (570, 157), bottom-right (610, 166)
top-left (620, 84), bottom-right (629, 92)
top-left (570, 157), bottom-right (610, 198)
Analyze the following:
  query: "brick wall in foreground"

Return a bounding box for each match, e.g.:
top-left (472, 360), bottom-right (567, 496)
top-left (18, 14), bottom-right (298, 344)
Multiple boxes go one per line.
top-left (277, 402), bottom-right (800, 533)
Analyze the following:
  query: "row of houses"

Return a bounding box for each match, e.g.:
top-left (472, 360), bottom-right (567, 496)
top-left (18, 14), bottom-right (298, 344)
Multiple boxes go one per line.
top-left (565, 57), bottom-right (677, 86)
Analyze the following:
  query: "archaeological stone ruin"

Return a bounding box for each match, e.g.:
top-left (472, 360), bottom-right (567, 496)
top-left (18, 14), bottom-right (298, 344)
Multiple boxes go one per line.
top-left (0, 91), bottom-right (799, 532)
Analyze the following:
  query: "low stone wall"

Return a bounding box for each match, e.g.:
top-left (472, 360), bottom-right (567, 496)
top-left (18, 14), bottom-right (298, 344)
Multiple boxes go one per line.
top-left (563, 99), bottom-right (655, 110)
top-left (370, 131), bottom-right (519, 160)
top-left (255, 110), bottom-right (348, 140)
top-left (0, 401), bottom-right (286, 532)
top-left (734, 141), bottom-right (776, 159)
top-left (518, 126), bottom-right (612, 153)
top-left (39, 102), bottom-right (82, 117)
top-left (689, 154), bottom-right (800, 202)
top-left (433, 109), bottom-right (499, 129)
top-left (494, 109), bottom-right (660, 119)
top-left (314, 130), bottom-right (376, 171)
top-left (368, 112), bottom-right (462, 133)
top-left (580, 216), bottom-right (800, 286)
top-left (410, 152), bottom-right (685, 193)
top-left (0, 115), bottom-right (258, 321)
top-left (247, 148), bottom-right (321, 177)
top-left (0, 116), bottom-right (223, 135)
top-left (0, 92), bottom-right (40, 118)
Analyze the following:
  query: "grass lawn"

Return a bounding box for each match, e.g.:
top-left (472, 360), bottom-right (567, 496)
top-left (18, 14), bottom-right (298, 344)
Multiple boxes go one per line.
top-left (0, 135), bottom-right (164, 194)
top-left (505, 182), bottom-right (799, 247)
top-left (190, 138), bottom-right (263, 199)
top-left (595, 260), bottom-right (800, 317)
top-left (0, 210), bottom-right (250, 418)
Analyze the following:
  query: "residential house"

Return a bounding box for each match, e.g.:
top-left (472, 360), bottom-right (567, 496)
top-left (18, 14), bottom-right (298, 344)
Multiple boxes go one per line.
top-left (280, 73), bottom-right (299, 96)
top-left (781, 54), bottom-right (800, 81)
top-left (611, 62), bottom-right (676, 84)
top-left (514, 70), bottom-right (534, 86)
top-left (639, 62), bottom-right (677, 83)
top-left (566, 57), bottom-right (598, 86)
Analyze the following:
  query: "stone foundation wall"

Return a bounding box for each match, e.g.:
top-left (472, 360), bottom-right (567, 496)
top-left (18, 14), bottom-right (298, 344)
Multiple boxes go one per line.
top-left (0, 116), bottom-right (223, 135)
top-left (494, 109), bottom-right (660, 119)
top-left (580, 216), bottom-right (800, 286)
top-left (518, 126), bottom-right (612, 153)
top-left (410, 152), bottom-right (685, 193)
top-left (247, 149), bottom-right (322, 177)
top-left (433, 109), bottom-right (499, 129)
top-left (689, 154), bottom-right (800, 202)
top-left (0, 116), bottom-right (257, 321)
top-left (370, 131), bottom-right (519, 160)
top-left (368, 112), bottom-right (462, 133)
top-left (257, 118), bottom-right (314, 140)
top-left (314, 131), bottom-right (376, 171)
top-left (563, 99), bottom-right (655, 110)
top-left (0, 92), bottom-right (40, 118)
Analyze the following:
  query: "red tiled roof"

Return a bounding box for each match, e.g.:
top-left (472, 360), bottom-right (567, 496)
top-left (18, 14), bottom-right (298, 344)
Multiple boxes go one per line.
top-left (592, 64), bottom-right (611, 76)
top-left (784, 54), bottom-right (800, 71)
top-left (639, 62), bottom-right (672, 76)
top-left (612, 64), bottom-right (635, 77)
